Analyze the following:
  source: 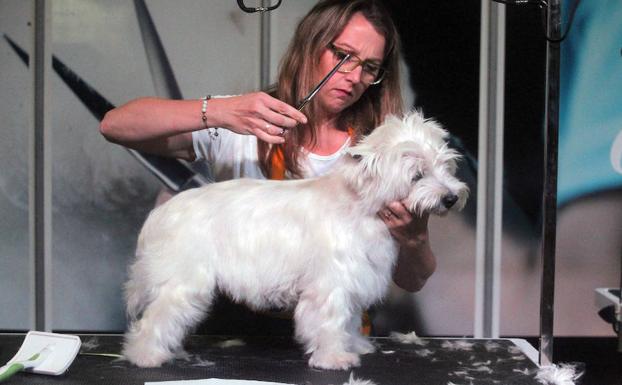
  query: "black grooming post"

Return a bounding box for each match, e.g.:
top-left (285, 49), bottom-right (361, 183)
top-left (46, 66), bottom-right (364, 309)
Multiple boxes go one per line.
top-left (539, 0), bottom-right (562, 366)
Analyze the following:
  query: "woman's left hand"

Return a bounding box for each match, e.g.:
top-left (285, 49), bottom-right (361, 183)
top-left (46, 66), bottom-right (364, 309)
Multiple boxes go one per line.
top-left (378, 201), bottom-right (428, 246)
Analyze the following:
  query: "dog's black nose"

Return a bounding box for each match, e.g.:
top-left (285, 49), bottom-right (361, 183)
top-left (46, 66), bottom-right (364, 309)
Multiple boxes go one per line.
top-left (442, 194), bottom-right (458, 209)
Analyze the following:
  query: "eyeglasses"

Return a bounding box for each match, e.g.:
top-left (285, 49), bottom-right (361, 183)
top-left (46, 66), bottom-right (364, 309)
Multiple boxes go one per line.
top-left (327, 43), bottom-right (386, 85)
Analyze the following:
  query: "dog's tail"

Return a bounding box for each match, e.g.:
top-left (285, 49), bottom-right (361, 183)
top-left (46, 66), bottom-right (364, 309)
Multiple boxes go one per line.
top-left (124, 259), bottom-right (158, 322)
top-left (125, 282), bottom-right (148, 322)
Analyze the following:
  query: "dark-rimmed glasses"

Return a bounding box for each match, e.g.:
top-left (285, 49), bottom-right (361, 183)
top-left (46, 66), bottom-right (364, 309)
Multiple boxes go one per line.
top-left (327, 43), bottom-right (386, 85)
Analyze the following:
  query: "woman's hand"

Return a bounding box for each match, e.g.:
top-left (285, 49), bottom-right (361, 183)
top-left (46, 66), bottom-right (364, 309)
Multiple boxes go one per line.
top-left (211, 92), bottom-right (308, 144)
top-left (378, 201), bottom-right (427, 245)
top-left (379, 201), bottom-right (437, 292)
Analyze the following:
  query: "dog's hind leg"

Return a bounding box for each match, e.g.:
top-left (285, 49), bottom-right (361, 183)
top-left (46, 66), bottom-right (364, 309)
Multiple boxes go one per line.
top-left (295, 288), bottom-right (361, 370)
top-left (123, 279), bottom-right (215, 367)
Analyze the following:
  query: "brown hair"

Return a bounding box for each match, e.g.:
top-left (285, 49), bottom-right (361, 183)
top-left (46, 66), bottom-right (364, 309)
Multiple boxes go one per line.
top-left (259, 0), bottom-right (404, 178)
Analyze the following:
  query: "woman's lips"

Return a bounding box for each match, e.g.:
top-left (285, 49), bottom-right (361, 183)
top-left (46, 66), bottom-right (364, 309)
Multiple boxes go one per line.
top-left (334, 88), bottom-right (353, 97)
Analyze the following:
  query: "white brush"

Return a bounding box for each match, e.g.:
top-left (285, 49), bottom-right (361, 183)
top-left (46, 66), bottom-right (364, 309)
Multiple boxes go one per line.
top-left (0, 345), bottom-right (54, 381)
top-left (0, 331), bottom-right (81, 382)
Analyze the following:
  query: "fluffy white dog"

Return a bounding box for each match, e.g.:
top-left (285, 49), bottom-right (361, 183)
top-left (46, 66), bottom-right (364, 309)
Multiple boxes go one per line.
top-left (122, 110), bottom-right (468, 370)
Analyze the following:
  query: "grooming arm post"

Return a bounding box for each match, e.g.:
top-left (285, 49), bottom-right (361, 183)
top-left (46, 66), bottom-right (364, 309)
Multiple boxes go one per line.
top-left (539, 0), bottom-right (562, 366)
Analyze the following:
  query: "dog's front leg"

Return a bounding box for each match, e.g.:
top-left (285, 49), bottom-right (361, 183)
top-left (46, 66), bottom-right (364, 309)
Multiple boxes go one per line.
top-left (294, 288), bottom-right (361, 370)
top-left (346, 313), bottom-right (376, 355)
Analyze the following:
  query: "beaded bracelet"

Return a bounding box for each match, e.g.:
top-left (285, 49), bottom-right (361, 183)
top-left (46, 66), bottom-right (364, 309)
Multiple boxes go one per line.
top-left (201, 95), bottom-right (218, 138)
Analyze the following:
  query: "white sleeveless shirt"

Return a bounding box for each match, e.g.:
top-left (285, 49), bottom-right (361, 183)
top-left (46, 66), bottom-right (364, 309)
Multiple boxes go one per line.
top-left (192, 128), bottom-right (351, 182)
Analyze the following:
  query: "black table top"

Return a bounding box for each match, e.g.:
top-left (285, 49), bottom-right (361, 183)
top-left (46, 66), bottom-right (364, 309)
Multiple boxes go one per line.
top-left (0, 334), bottom-right (543, 385)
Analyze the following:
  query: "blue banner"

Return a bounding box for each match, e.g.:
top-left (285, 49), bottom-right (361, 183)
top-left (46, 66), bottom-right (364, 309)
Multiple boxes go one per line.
top-left (559, 0), bottom-right (622, 205)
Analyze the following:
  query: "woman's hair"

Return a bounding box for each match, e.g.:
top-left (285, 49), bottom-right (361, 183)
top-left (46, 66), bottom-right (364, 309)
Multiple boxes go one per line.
top-left (258, 0), bottom-right (404, 178)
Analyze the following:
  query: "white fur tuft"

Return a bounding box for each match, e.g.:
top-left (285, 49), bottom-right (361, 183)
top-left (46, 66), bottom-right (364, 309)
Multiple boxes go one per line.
top-left (535, 363), bottom-right (584, 385)
top-left (343, 372), bottom-right (377, 385)
top-left (389, 331), bottom-right (429, 346)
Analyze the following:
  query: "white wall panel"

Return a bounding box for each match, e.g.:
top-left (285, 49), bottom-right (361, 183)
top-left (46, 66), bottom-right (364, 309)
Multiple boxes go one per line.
top-left (50, 1), bottom-right (158, 330)
top-left (0, 0), bottom-right (34, 330)
top-left (45, 0), bottom-right (264, 330)
top-left (146, 0), bottom-right (260, 97)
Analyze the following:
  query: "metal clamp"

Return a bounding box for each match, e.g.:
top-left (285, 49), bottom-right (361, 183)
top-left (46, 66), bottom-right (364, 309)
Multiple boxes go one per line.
top-left (237, 0), bottom-right (282, 13)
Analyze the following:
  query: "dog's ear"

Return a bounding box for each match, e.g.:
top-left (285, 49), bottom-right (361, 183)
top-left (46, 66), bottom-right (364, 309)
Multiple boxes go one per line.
top-left (345, 145), bottom-right (381, 177)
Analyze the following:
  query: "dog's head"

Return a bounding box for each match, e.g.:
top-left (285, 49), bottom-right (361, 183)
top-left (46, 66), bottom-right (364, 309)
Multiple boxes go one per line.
top-left (344, 110), bottom-right (469, 216)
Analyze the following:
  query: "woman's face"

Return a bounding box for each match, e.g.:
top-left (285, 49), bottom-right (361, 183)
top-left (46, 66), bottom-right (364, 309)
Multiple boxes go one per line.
top-left (314, 12), bottom-right (386, 118)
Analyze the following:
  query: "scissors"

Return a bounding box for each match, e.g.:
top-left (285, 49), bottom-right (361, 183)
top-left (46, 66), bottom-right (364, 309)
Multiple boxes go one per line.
top-left (296, 52), bottom-right (352, 111)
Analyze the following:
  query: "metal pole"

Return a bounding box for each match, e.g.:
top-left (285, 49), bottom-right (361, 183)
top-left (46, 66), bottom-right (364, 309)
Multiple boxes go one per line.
top-left (539, 0), bottom-right (562, 366)
top-left (619, 249), bottom-right (621, 351)
top-left (260, 0), bottom-right (271, 89)
top-left (475, 0), bottom-right (505, 339)
top-left (32, 0), bottom-right (52, 332)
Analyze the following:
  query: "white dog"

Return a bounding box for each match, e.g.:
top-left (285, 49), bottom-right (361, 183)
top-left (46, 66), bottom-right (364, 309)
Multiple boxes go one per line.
top-left (122, 110), bottom-right (468, 370)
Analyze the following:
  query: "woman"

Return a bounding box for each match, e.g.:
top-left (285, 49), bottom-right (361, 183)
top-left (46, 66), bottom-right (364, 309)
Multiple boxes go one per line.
top-left (100, 0), bottom-right (435, 294)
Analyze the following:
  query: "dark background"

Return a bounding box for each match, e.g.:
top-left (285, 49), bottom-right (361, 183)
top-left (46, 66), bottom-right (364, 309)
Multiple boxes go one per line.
top-left (383, 0), bottom-right (546, 226)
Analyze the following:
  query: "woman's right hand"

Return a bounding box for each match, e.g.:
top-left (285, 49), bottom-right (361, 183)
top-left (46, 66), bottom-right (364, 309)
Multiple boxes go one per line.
top-left (211, 92), bottom-right (308, 144)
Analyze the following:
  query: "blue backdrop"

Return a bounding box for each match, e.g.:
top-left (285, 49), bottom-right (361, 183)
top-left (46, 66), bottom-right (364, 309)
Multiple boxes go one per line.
top-left (559, 0), bottom-right (622, 205)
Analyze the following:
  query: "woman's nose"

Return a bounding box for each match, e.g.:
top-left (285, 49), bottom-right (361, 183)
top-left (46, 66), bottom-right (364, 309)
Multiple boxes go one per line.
top-left (344, 65), bottom-right (364, 84)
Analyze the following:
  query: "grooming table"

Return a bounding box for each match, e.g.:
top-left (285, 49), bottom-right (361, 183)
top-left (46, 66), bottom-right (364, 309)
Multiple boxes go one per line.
top-left (0, 334), bottom-right (543, 385)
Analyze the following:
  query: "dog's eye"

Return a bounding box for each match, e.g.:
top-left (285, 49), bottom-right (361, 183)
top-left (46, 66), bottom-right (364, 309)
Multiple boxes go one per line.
top-left (411, 172), bottom-right (423, 183)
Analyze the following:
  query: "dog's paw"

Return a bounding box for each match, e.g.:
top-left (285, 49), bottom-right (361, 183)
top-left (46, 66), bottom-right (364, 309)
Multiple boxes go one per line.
top-left (123, 344), bottom-right (172, 368)
top-left (350, 336), bottom-right (376, 355)
top-left (308, 350), bottom-right (361, 370)
top-left (124, 352), bottom-right (171, 368)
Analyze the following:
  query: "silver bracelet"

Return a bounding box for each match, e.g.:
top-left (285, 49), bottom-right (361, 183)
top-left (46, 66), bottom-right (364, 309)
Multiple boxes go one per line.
top-left (201, 95), bottom-right (218, 137)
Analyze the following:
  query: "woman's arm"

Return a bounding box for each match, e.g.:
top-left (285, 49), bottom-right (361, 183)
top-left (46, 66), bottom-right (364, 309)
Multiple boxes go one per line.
top-left (99, 93), bottom-right (307, 159)
top-left (100, 97), bottom-right (202, 160)
top-left (380, 202), bottom-right (437, 292)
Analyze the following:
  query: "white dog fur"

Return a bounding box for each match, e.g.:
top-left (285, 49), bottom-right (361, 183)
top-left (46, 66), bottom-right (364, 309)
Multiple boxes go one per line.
top-left (122, 110), bottom-right (468, 370)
